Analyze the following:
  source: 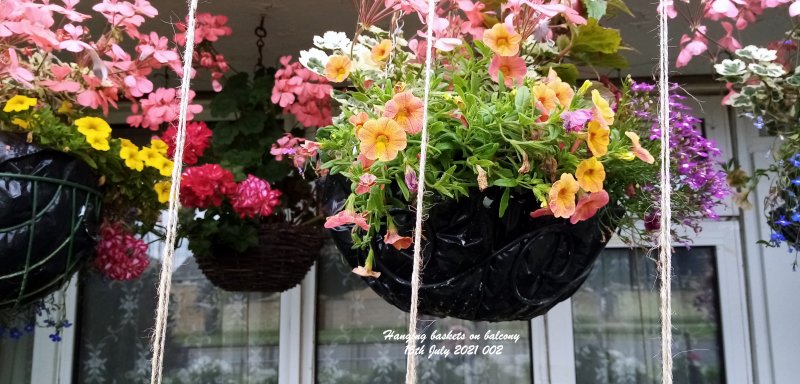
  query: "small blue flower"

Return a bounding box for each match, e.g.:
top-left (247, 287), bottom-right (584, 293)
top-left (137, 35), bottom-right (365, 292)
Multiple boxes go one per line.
top-left (755, 116), bottom-right (765, 130)
top-left (9, 328), bottom-right (22, 340)
top-left (24, 323), bottom-right (34, 333)
top-left (792, 178), bottom-right (800, 186)
top-left (776, 215), bottom-right (792, 227)
top-left (790, 154), bottom-right (800, 167)
top-left (49, 333), bottom-right (62, 343)
top-left (791, 212), bottom-right (800, 222)
top-left (771, 231), bottom-right (786, 243)
top-left (61, 320), bottom-right (72, 328)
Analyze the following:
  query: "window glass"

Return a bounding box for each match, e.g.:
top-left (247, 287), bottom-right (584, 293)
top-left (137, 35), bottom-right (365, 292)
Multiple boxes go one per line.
top-left (316, 241), bottom-right (532, 383)
top-left (572, 247), bottom-right (725, 384)
top-left (75, 257), bottom-right (280, 384)
top-left (0, 330), bottom-right (33, 384)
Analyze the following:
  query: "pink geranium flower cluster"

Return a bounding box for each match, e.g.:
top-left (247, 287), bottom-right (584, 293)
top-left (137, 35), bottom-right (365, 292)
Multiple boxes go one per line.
top-left (175, 13), bottom-right (233, 92)
top-left (180, 164), bottom-right (283, 219)
top-left (271, 55), bottom-right (333, 128)
top-left (0, 0), bottom-right (231, 128)
top-left (270, 133), bottom-right (321, 169)
top-left (161, 121), bottom-right (213, 165)
top-left (94, 221), bottom-right (149, 281)
top-left (665, 0), bottom-right (800, 67)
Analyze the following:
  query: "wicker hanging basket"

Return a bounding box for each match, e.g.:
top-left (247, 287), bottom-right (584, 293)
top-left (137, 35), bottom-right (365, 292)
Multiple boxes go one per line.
top-left (0, 132), bottom-right (102, 310)
top-left (322, 175), bottom-right (619, 322)
top-left (195, 222), bottom-right (324, 292)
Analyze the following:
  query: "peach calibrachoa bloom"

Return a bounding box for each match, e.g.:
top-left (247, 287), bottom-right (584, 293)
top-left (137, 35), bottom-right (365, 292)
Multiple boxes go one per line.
top-left (324, 196), bottom-right (370, 231)
top-left (371, 39), bottom-right (393, 62)
top-left (356, 173), bottom-right (378, 195)
top-left (488, 55), bottom-right (526, 87)
top-left (591, 90), bottom-right (615, 126)
top-left (383, 91), bottom-right (425, 134)
top-left (570, 190), bottom-right (610, 224)
top-left (349, 112), bottom-right (370, 136)
top-left (358, 117), bottom-right (408, 161)
top-left (625, 131), bottom-right (655, 164)
top-left (587, 120), bottom-right (610, 157)
top-left (483, 23), bottom-right (522, 56)
top-left (384, 217), bottom-right (412, 250)
top-left (324, 54), bottom-right (352, 82)
top-left (576, 157), bottom-right (606, 193)
top-left (546, 71), bottom-right (575, 107)
top-left (548, 173), bottom-right (580, 218)
top-left (532, 83), bottom-right (559, 114)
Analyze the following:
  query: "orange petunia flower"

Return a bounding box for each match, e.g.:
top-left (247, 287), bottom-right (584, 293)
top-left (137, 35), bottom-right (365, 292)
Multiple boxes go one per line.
top-left (575, 157), bottom-right (606, 193)
top-left (383, 91), bottom-right (424, 134)
top-left (548, 173), bottom-right (580, 219)
top-left (591, 90), bottom-right (615, 126)
top-left (371, 39), bottom-right (393, 62)
top-left (482, 23), bottom-right (522, 57)
top-left (546, 70), bottom-right (575, 107)
top-left (587, 120), bottom-right (610, 157)
top-left (357, 117), bottom-right (408, 162)
top-left (625, 132), bottom-right (655, 164)
top-left (349, 112), bottom-right (369, 136)
top-left (532, 83), bottom-right (559, 115)
top-left (324, 55), bottom-right (352, 83)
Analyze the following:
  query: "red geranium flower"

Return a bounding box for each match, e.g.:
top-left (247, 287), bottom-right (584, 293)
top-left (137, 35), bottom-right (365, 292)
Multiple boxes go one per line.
top-left (179, 164), bottom-right (236, 208)
top-left (161, 121), bottom-right (213, 165)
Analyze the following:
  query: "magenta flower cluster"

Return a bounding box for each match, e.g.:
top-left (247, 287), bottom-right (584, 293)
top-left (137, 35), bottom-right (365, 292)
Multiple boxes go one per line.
top-left (630, 82), bottom-right (730, 220)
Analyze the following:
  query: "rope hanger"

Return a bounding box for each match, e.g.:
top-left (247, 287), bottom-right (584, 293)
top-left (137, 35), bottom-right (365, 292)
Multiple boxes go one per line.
top-left (148, 1), bottom-right (674, 384)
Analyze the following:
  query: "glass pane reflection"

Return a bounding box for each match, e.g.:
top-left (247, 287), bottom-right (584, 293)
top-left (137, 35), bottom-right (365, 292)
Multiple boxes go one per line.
top-left (572, 247), bottom-right (724, 384)
top-left (316, 240), bottom-right (532, 384)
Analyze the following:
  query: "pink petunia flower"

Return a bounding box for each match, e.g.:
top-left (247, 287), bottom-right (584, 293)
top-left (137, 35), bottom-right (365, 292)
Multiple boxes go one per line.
top-left (356, 173), bottom-right (378, 195)
top-left (570, 190), bottom-right (609, 224)
top-left (488, 55), bottom-right (526, 87)
top-left (383, 91), bottom-right (425, 134)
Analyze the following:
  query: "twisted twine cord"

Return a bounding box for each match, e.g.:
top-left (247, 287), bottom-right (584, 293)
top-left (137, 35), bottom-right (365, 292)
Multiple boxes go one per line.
top-left (658, 1), bottom-right (674, 383)
top-left (405, 0), bottom-right (436, 382)
top-left (149, 0), bottom-right (199, 382)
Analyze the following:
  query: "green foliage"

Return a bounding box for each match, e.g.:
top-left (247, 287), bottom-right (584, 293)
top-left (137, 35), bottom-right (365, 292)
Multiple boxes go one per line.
top-left (582, 0), bottom-right (608, 20)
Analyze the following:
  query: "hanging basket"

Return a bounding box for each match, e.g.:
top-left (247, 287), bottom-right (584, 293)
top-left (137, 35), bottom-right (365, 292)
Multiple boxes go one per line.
top-left (195, 222), bottom-right (324, 292)
top-left (0, 132), bottom-right (102, 310)
top-left (322, 175), bottom-right (619, 322)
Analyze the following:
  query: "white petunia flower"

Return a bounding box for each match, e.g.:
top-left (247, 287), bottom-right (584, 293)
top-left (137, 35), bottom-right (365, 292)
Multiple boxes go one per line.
top-left (313, 31), bottom-right (351, 50)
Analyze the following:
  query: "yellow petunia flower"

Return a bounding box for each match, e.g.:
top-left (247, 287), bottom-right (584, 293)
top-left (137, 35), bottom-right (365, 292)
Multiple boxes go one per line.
top-left (57, 100), bottom-right (73, 114)
top-left (75, 117), bottom-right (111, 139)
top-left (357, 117), bottom-right (408, 162)
top-left (154, 181), bottom-right (171, 204)
top-left (548, 173), bottom-right (580, 219)
top-left (85, 132), bottom-right (110, 151)
top-left (371, 39), bottom-right (393, 62)
top-left (482, 23), bottom-right (522, 57)
top-left (11, 118), bottom-right (29, 129)
top-left (575, 157), bottom-right (606, 193)
top-left (324, 55), bottom-right (352, 83)
top-left (119, 139), bottom-right (139, 160)
top-left (591, 90), bottom-right (615, 126)
top-left (587, 120), bottom-right (610, 157)
top-left (151, 156), bottom-right (174, 177)
top-left (3, 95), bottom-right (37, 113)
top-left (139, 147), bottom-right (164, 168)
top-left (150, 138), bottom-right (169, 155)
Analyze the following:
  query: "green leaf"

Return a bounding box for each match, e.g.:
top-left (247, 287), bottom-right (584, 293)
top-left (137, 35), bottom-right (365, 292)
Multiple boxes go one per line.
top-left (515, 86), bottom-right (531, 112)
top-left (499, 188), bottom-right (510, 218)
top-left (582, 0), bottom-right (608, 20)
top-left (493, 178), bottom-right (518, 187)
top-left (607, 0), bottom-right (633, 16)
top-left (572, 19), bottom-right (622, 55)
top-left (395, 174), bottom-right (410, 201)
top-left (572, 52), bottom-right (629, 69)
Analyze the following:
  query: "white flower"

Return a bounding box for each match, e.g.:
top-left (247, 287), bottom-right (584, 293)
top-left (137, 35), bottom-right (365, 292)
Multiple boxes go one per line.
top-left (299, 48), bottom-right (329, 74)
top-left (352, 44), bottom-right (382, 72)
top-left (313, 31), bottom-right (351, 50)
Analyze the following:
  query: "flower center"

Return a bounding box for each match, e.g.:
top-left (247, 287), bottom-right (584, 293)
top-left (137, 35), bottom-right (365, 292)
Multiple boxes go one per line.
top-left (497, 37), bottom-right (508, 47)
top-left (376, 134), bottom-right (390, 144)
top-left (500, 65), bottom-right (511, 76)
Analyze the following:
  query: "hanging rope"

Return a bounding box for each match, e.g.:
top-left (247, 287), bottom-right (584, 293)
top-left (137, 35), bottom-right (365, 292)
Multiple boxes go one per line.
top-left (149, 0), bottom-right (200, 382)
top-left (404, 0), bottom-right (436, 382)
top-left (657, 1), bottom-right (674, 383)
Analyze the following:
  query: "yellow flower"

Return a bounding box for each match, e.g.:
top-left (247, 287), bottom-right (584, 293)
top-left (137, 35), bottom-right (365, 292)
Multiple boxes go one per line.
top-left (57, 101), bottom-right (73, 114)
top-left (75, 117), bottom-right (111, 139)
top-left (154, 181), bottom-right (171, 204)
top-left (357, 117), bottom-right (408, 162)
top-left (548, 173), bottom-right (579, 219)
top-left (532, 83), bottom-right (559, 114)
top-left (85, 132), bottom-right (110, 151)
top-left (575, 157), bottom-right (606, 193)
top-left (617, 151), bottom-right (636, 161)
top-left (3, 95), bottom-right (37, 112)
top-left (625, 131), bottom-right (655, 164)
top-left (324, 55), bottom-right (352, 83)
top-left (482, 23), bottom-right (522, 56)
top-left (139, 147), bottom-right (165, 168)
top-left (371, 39), bottom-right (393, 62)
top-left (587, 120), bottom-right (610, 157)
top-left (152, 157), bottom-right (174, 176)
top-left (150, 138), bottom-right (169, 155)
top-left (591, 90), bottom-right (615, 126)
top-left (11, 118), bottom-right (29, 129)
top-left (119, 139), bottom-right (139, 160)
top-left (123, 149), bottom-right (144, 171)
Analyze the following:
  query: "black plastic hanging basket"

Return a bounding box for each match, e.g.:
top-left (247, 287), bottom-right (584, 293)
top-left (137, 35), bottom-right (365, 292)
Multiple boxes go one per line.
top-left (0, 132), bottom-right (102, 310)
top-left (322, 175), bottom-right (619, 322)
top-left (195, 222), bottom-right (324, 293)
